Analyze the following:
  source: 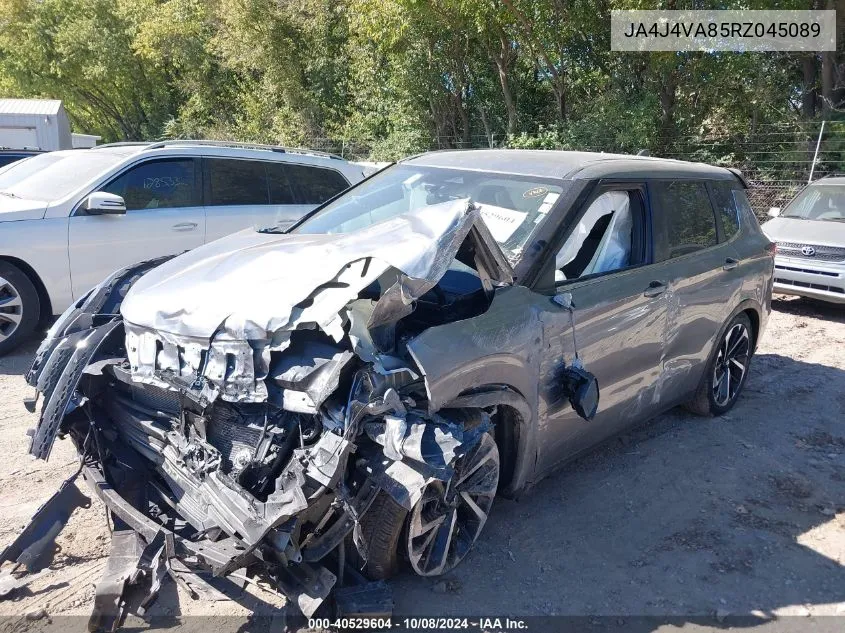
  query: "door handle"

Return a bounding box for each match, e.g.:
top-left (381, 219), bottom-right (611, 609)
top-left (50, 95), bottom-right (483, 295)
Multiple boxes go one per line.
top-left (172, 222), bottom-right (198, 231)
top-left (643, 280), bottom-right (667, 297)
top-left (722, 257), bottom-right (739, 271)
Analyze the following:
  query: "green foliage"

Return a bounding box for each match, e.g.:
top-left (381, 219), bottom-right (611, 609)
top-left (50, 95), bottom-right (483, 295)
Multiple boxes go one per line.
top-left (0, 0), bottom-right (838, 173)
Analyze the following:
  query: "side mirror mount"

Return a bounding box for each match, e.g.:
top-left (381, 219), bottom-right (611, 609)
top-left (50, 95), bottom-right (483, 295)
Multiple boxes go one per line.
top-left (83, 192), bottom-right (126, 215)
top-left (767, 207), bottom-right (781, 218)
top-left (552, 292), bottom-right (574, 310)
top-left (561, 361), bottom-right (600, 421)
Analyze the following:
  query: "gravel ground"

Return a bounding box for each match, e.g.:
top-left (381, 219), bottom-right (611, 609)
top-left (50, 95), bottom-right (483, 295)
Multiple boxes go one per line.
top-left (0, 294), bottom-right (843, 631)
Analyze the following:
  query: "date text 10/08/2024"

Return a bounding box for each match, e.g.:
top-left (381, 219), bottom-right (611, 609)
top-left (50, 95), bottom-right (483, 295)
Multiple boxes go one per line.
top-left (307, 618), bottom-right (530, 630)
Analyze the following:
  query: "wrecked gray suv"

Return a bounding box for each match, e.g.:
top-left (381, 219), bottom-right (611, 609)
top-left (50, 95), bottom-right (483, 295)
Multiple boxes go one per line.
top-left (12, 150), bottom-right (774, 620)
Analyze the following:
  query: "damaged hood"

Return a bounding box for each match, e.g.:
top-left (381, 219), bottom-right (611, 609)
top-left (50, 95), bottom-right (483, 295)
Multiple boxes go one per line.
top-left (122, 200), bottom-right (509, 343)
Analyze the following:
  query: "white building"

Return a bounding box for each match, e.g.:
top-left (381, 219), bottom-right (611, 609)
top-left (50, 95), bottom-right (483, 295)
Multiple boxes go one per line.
top-left (0, 98), bottom-right (73, 150)
top-left (71, 133), bottom-right (101, 148)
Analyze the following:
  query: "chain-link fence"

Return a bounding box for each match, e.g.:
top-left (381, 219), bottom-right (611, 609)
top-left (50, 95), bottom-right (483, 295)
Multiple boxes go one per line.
top-left (304, 121), bottom-right (844, 222)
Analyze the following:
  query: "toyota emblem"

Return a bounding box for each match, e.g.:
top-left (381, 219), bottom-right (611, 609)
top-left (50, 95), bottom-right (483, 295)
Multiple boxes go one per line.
top-left (801, 245), bottom-right (816, 256)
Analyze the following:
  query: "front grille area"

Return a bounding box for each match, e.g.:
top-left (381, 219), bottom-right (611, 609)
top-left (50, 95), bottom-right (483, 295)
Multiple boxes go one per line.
top-left (206, 404), bottom-right (267, 473)
top-left (774, 277), bottom-right (845, 294)
top-left (775, 264), bottom-right (838, 277)
top-left (776, 241), bottom-right (845, 263)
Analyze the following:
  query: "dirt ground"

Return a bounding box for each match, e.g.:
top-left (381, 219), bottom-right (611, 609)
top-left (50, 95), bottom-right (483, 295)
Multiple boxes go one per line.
top-left (0, 294), bottom-right (844, 631)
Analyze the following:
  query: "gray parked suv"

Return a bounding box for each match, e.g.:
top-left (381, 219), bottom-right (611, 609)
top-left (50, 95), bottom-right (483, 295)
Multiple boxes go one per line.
top-left (18, 150), bottom-right (774, 618)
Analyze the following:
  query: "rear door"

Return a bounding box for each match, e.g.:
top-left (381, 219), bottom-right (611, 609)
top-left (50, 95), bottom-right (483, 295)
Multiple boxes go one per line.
top-left (202, 159), bottom-right (350, 242)
top-left (648, 179), bottom-right (745, 401)
top-left (203, 157), bottom-right (277, 242)
top-left (68, 157), bottom-right (204, 299)
top-left (281, 162), bottom-right (351, 228)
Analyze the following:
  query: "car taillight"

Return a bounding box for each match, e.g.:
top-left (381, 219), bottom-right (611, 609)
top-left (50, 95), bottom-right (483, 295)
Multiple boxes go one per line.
top-left (765, 242), bottom-right (777, 255)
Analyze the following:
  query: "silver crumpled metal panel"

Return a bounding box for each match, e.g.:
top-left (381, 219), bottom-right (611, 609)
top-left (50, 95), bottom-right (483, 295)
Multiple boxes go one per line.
top-left (119, 200), bottom-right (507, 402)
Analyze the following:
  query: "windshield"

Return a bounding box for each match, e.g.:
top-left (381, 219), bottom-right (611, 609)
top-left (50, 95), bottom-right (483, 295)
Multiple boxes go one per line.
top-left (0, 151), bottom-right (127, 201)
top-left (781, 184), bottom-right (845, 222)
top-left (291, 164), bottom-right (565, 261)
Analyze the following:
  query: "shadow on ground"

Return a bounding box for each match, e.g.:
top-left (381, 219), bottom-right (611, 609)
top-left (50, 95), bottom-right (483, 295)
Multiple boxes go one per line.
top-left (2, 323), bottom-right (843, 631)
top-left (772, 294), bottom-right (845, 324)
top-left (390, 351), bottom-right (845, 628)
top-left (0, 337), bottom-right (38, 376)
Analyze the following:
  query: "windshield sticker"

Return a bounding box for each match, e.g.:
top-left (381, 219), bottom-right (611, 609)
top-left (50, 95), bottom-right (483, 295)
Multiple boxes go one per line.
top-left (477, 204), bottom-right (528, 242)
top-left (523, 186), bottom-right (549, 198)
top-left (537, 192), bottom-right (559, 215)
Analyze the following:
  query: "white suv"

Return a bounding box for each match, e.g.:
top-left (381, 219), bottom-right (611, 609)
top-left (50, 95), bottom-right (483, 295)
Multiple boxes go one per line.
top-left (0, 140), bottom-right (365, 353)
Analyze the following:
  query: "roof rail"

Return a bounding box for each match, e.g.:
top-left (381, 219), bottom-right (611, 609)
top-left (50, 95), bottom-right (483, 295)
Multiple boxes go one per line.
top-left (91, 142), bottom-right (153, 149)
top-left (142, 139), bottom-right (344, 160)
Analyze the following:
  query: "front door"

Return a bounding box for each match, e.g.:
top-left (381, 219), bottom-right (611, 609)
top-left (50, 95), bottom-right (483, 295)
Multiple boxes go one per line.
top-left (534, 184), bottom-right (669, 474)
top-left (68, 157), bottom-right (204, 299)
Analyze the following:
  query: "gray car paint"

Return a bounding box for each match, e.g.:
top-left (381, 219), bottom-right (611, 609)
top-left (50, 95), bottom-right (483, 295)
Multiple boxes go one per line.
top-left (404, 153), bottom-right (772, 493)
top-left (15, 150), bottom-right (775, 621)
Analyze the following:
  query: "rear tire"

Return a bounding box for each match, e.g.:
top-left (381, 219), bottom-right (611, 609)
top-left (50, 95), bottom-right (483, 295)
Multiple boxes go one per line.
top-left (685, 312), bottom-right (753, 417)
top-left (0, 262), bottom-right (40, 356)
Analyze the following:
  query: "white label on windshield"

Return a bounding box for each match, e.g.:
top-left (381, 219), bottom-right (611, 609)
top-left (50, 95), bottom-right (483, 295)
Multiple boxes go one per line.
top-left (477, 204), bottom-right (528, 242)
top-left (537, 192), bottom-right (559, 215)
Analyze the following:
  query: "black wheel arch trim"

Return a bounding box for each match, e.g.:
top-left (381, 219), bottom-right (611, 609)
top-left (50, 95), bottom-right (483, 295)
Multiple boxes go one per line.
top-left (442, 385), bottom-right (536, 498)
top-left (692, 300), bottom-right (761, 399)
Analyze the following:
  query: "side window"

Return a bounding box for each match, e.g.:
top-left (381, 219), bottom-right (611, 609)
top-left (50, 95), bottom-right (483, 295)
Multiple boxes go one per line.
top-left (207, 158), bottom-right (269, 206)
top-left (100, 159), bottom-right (197, 211)
top-left (732, 188), bottom-right (758, 225)
top-left (710, 182), bottom-right (741, 240)
top-left (288, 164), bottom-right (349, 205)
top-left (652, 180), bottom-right (717, 261)
top-left (266, 162), bottom-right (297, 204)
top-left (554, 190), bottom-right (640, 283)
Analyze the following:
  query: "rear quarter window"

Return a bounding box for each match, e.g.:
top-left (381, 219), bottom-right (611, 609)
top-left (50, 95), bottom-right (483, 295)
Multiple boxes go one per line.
top-left (288, 164), bottom-right (349, 205)
top-left (652, 180), bottom-right (718, 261)
top-left (710, 182), bottom-right (742, 240)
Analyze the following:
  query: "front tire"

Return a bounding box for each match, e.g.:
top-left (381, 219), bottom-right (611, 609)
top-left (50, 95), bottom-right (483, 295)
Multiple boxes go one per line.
top-left (685, 312), bottom-right (753, 416)
top-left (354, 430), bottom-right (500, 580)
top-left (0, 262), bottom-right (40, 356)
top-left (406, 432), bottom-right (499, 576)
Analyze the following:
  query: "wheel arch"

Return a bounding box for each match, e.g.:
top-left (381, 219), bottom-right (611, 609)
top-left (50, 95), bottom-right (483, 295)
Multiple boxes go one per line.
top-left (740, 303), bottom-right (761, 350)
top-left (442, 385), bottom-right (536, 498)
top-left (0, 255), bottom-right (52, 323)
top-left (692, 299), bottom-right (761, 399)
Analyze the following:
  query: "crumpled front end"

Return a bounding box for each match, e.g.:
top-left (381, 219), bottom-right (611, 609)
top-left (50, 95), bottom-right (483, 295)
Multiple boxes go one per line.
top-left (15, 201), bottom-right (515, 624)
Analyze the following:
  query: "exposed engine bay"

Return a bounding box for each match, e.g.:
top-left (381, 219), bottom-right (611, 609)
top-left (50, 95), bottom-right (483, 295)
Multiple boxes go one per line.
top-left (7, 201), bottom-right (540, 625)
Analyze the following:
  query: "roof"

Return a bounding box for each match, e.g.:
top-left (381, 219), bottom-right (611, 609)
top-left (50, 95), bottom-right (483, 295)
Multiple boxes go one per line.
top-left (91, 140), bottom-right (363, 177)
top-left (403, 149), bottom-right (737, 181)
top-left (0, 98), bottom-right (63, 116)
top-left (812, 176), bottom-right (845, 185)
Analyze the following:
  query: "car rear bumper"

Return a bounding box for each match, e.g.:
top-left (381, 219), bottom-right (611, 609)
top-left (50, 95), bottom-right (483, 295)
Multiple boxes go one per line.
top-left (773, 255), bottom-right (845, 304)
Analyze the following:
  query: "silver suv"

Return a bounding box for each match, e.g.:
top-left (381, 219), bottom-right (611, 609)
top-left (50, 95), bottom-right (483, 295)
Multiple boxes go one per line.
top-left (0, 140), bottom-right (365, 353)
top-left (762, 176), bottom-right (845, 304)
top-left (17, 150), bottom-right (775, 619)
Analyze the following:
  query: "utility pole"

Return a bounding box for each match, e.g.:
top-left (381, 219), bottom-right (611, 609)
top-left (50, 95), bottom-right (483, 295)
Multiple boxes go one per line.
top-left (808, 120), bottom-right (826, 184)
